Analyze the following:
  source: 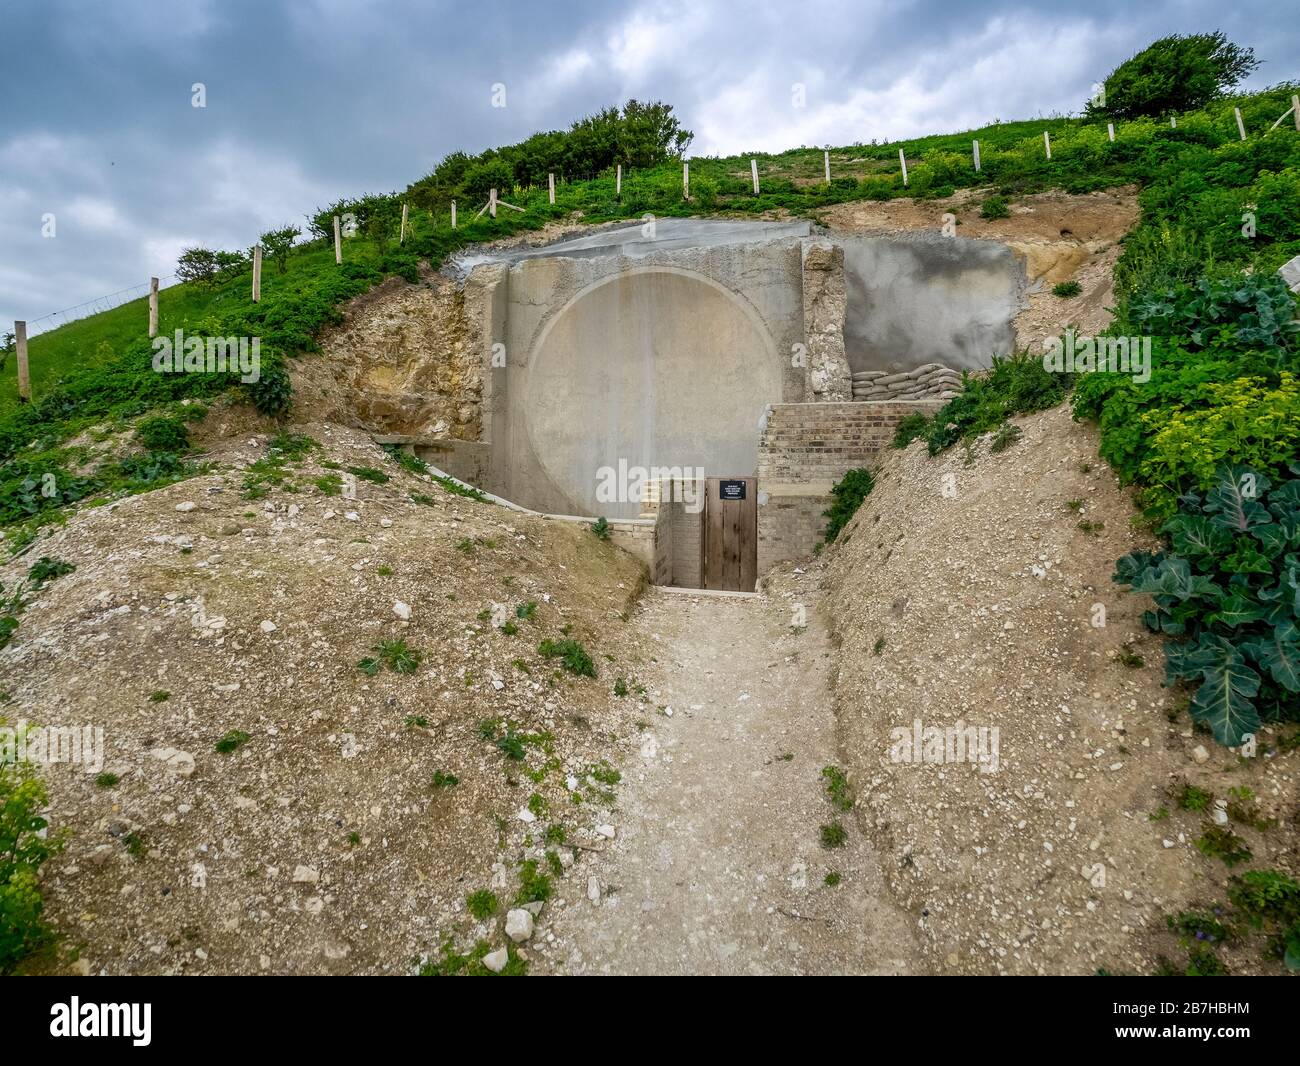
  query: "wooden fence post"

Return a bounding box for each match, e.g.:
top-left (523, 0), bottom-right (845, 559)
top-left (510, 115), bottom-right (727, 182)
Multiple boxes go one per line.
top-left (148, 277), bottom-right (159, 338)
top-left (333, 215), bottom-right (342, 264)
top-left (824, 150), bottom-right (830, 183)
top-left (1235, 107), bottom-right (1247, 141)
top-left (616, 165), bottom-right (622, 197)
top-left (683, 162), bottom-right (689, 198)
top-left (972, 140), bottom-right (980, 172)
top-left (1170, 115), bottom-right (1177, 128)
top-left (489, 188), bottom-right (497, 218)
top-left (252, 245), bottom-right (262, 303)
top-left (15, 321), bottom-right (29, 403)
top-left (451, 201), bottom-right (457, 229)
top-left (1043, 131), bottom-right (1051, 159)
top-left (1107, 122), bottom-right (1115, 142)
top-left (898, 148), bottom-right (908, 187)
top-left (400, 202), bottom-right (408, 244)
top-left (548, 173), bottom-right (555, 204)
top-left (1294, 95), bottom-right (1300, 132)
top-left (751, 159), bottom-right (759, 195)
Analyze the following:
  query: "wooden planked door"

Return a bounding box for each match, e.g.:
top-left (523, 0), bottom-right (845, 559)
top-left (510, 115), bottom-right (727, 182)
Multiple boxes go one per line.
top-left (702, 476), bottom-right (757, 592)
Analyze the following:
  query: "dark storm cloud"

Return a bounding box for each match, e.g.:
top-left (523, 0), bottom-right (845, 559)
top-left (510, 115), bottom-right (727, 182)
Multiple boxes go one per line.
top-left (0, 0), bottom-right (1295, 329)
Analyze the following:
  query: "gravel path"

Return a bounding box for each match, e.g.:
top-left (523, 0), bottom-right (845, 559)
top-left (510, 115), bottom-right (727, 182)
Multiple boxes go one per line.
top-left (538, 585), bottom-right (922, 975)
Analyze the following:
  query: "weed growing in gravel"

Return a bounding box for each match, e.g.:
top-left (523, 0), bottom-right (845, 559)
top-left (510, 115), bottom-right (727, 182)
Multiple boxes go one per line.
top-left (1052, 280), bottom-right (1083, 298)
top-left (824, 871), bottom-right (842, 887)
top-left (94, 772), bottom-right (119, 789)
top-left (820, 820), bottom-right (848, 849)
top-left (313, 473), bottom-right (343, 497)
top-left (346, 466), bottom-right (389, 484)
top-left (1116, 642), bottom-right (1145, 667)
top-left (1195, 824), bottom-right (1253, 867)
top-left (515, 859), bottom-right (552, 905)
top-left (122, 830), bottom-right (147, 861)
top-left (466, 890), bottom-right (499, 920)
top-left (215, 729), bottom-right (251, 754)
top-left (372, 638), bottom-right (422, 673)
top-left (591, 516), bottom-right (611, 540)
top-left (432, 770), bottom-right (459, 789)
top-left (613, 677), bottom-right (628, 697)
top-left (376, 565), bottom-right (393, 576)
top-left (1077, 519), bottom-right (1104, 536)
top-left (455, 537), bottom-right (474, 554)
top-left (515, 601), bottom-right (538, 620)
top-left (538, 637), bottom-right (596, 678)
top-left (527, 792), bottom-right (548, 817)
top-left (1178, 783), bottom-right (1213, 812)
top-left (404, 715), bottom-right (428, 728)
top-left (821, 766), bottom-right (854, 811)
top-left (989, 422), bottom-right (1022, 453)
top-left (872, 637), bottom-right (886, 655)
top-left (419, 939), bottom-right (526, 976)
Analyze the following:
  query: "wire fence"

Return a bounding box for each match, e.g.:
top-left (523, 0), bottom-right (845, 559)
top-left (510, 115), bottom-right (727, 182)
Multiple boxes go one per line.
top-left (21, 273), bottom-right (179, 338)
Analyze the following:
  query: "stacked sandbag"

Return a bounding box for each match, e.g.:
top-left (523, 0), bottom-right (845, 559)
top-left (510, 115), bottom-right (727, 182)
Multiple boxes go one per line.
top-left (851, 363), bottom-right (963, 401)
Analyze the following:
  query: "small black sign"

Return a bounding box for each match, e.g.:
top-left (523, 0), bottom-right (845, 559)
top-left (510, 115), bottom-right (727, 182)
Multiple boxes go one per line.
top-left (719, 479), bottom-right (747, 501)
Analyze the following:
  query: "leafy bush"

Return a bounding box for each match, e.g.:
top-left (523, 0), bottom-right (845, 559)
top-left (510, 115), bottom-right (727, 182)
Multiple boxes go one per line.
top-left (1113, 465), bottom-right (1300, 746)
top-left (823, 468), bottom-right (875, 543)
top-left (1052, 280), bottom-right (1082, 298)
top-left (0, 763), bottom-right (61, 972)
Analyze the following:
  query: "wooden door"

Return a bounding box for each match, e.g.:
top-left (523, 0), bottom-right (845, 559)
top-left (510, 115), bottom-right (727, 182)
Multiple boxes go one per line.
top-left (702, 477), bottom-right (757, 592)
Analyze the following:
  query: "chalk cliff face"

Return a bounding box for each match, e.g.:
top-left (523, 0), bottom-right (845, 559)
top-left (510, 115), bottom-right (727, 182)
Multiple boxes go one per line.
top-left (290, 274), bottom-right (484, 441)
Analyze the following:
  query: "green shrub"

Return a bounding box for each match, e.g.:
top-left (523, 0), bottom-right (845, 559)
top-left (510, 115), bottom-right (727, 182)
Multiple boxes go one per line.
top-left (926, 351), bottom-right (1067, 454)
top-left (891, 412), bottom-right (931, 449)
top-left (823, 468), bottom-right (874, 543)
top-left (590, 517), bottom-right (611, 540)
top-left (1113, 466), bottom-right (1300, 746)
top-left (980, 195), bottom-right (1010, 219)
top-left (1052, 280), bottom-right (1082, 298)
top-left (134, 415), bottom-right (190, 453)
top-left (0, 764), bottom-right (61, 972)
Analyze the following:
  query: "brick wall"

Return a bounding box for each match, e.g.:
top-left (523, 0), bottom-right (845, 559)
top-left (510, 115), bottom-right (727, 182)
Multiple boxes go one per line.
top-left (757, 400), bottom-right (942, 572)
top-left (757, 401), bottom-right (940, 483)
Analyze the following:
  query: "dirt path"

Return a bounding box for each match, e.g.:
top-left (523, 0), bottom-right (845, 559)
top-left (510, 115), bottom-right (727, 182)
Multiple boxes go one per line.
top-left (536, 584), bottom-right (923, 975)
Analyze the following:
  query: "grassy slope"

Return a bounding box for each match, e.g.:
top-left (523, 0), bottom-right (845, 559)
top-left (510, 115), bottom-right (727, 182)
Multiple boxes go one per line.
top-left (12, 83), bottom-right (1297, 417)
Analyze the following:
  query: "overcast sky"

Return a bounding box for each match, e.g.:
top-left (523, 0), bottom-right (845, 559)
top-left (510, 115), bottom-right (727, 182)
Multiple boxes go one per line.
top-left (1, 0), bottom-right (1296, 332)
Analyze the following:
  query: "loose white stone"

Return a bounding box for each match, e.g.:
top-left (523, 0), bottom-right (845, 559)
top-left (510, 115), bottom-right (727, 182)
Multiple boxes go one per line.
top-left (259, 620), bottom-right (277, 633)
top-left (587, 876), bottom-right (601, 902)
top-left (482, 947), bottom-right (509, 972)
top-left (505, 908), bottom-right (534, 942)
top-left (292, 865), bottom-right (319, 883)
top-left (175, 502), bottom-right (196, 512)
top-left (393, 600), bottom-right (412, 621)
top-left (595, 824), bottom-right (616, 839)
